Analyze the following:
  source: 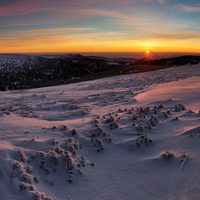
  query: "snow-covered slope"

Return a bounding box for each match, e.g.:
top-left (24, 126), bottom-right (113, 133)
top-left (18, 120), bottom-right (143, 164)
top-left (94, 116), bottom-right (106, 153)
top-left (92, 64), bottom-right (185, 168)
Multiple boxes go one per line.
top-left (1, 64), bottom-right (200, 200)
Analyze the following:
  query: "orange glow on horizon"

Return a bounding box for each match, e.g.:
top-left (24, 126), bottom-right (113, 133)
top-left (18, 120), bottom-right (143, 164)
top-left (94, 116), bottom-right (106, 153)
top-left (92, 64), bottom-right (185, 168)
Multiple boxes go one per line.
top-left (1, 39), bottom-right (200, 54)
top-left (1, 39), bottom-right (200, 55)
top-left (1, 28), bottom-right (200, 54)
top-left (1, 47), bottom-right (200, 54)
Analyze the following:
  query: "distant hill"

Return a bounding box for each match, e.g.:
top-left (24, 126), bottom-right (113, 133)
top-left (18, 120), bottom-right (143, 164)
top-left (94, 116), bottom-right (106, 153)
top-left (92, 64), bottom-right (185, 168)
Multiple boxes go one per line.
top-left (0, 54), bottom-right (199, 91)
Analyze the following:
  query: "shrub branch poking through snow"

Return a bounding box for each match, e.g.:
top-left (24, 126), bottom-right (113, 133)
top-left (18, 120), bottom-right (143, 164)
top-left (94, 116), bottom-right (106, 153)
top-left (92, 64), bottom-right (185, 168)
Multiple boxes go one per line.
top-left (68, 173), bottom-right (73, 182)
top-left (180, 152), bottom-right (189, 171)
top-left (181, 153), bottom-right (188, 163)
top-left (136, 140), bottom-right (140, 147)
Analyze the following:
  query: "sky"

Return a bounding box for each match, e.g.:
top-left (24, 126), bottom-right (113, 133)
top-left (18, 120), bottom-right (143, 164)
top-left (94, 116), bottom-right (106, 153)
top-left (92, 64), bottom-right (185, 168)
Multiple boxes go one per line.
top-left (0, 0), bottom-right (200, 54)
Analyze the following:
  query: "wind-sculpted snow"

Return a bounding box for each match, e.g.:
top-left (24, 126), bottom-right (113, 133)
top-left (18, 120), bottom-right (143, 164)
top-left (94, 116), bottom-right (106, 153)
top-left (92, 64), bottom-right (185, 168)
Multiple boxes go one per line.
top-left (1, 64), bottom-right (200, 199)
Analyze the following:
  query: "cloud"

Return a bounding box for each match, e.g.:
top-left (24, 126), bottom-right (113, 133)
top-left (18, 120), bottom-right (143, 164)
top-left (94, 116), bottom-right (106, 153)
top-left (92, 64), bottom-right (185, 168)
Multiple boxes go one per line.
top-left (0, 0), bottom-right (179, 17)
top-left (0, 0), bottom-right (126, 17)
top-left (181, 5), bottom-right (200, 12)
top-left (157, 0), bottom-right (175, 4)
top-left (0, 27), bottom-right (97, 37)
top-left (0, 0), bottom-right (52, 17)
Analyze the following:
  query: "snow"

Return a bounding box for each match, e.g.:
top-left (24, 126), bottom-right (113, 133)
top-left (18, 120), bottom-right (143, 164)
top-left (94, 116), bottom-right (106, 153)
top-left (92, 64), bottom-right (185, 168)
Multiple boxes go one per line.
top-left (107, 62), bottom-right (120, 65)
top-left (1, 64), bottom-right (200, 199)
top-left (40, 55), bottom-right (71, 59)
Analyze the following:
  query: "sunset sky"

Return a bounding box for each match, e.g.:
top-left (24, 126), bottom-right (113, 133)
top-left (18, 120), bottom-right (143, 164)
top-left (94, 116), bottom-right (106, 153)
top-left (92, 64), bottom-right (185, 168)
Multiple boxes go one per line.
top-left (1, 0), bottom-right (200, 53)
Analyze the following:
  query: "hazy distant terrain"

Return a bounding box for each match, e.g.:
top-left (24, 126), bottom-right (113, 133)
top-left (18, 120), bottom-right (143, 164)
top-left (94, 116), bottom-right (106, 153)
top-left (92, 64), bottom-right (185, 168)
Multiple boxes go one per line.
top-left (0, 53), bottom-right (200, 91)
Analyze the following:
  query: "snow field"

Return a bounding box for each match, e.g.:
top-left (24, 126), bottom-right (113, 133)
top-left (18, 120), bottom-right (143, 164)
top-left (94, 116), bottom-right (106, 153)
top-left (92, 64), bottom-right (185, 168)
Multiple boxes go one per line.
top-left (1, 64), bottom-right (200, 199)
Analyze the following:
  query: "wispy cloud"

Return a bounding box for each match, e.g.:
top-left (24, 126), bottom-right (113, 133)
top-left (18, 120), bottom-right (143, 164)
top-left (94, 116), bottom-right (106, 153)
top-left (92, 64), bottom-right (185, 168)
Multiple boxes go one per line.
top-left (157, 0), bottom-right (175, 4)
top-left (0, 0), bottom-right (52, 17)
top-left (181, 5), bottom-right (200, 12)
top-left (0, 27), bottom-right (97, 38)
top-left (0, 0), bottom-right (178, 17)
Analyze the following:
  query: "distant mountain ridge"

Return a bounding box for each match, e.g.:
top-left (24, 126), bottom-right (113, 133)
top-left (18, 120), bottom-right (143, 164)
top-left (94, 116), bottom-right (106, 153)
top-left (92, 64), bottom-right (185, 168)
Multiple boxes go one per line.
top-left (0, 54), bottom-right (199, 91)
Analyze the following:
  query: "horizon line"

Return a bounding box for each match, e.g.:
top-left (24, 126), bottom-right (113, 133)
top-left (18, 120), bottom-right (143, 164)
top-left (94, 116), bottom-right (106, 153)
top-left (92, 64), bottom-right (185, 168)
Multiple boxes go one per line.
top-left (0, 51), bottom-right (200, 54)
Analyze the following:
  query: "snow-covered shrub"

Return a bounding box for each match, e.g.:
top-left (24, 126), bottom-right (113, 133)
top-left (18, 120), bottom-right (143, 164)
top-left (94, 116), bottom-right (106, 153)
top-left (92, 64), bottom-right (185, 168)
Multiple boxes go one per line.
top-left (175, 104), bottom-right (186, 112)
top-left (22, 173), bottom-right (32, 183)
top-left (94, 119), bottom-right (100, 127)
top-left (52, 138), bottom-right (59, 145)
top-left (136, 123), bottom-right (145, 131)
top-left (161, 150), bottom-right (174, 159)
top-left (181, 153), bottom-right (188, 163)
top-left (49, 151), bottom-right (58, 165)
top-left (59, 125), bottom-right (68, 131)
top-left (109, 121), bottom-right (119, 129)
top-left (71, 128), bottom-right (78, 135)
top-left (136, 140), bottom-right (140, 147)
top-left (25, 166), bottom-right (34, 174)
top-left (69, 104), bottom-right (79, 110)
top-left (18, 182), bottom-right (27, 190)
top-left (32, 192), bottom-right (41, 200)
top-left (11, 161), bottom-right (24, 172)
top-left (33, 176), bottom-right (39, 183)
top-left (32, 192), bottom-right (53, 200)
top-left (28, 185), bottom-right (36, 191)
top-left (132, 114), bottom-right (138, 120)
top-left (150, 115), bottom-right (159, 123)
top-left (158, 104), bottom-right (165, 109)
top-left (106, 116), bottom-right (115, 123)
top-left (17, 150), bottom-right (26, 162)
top-left (44, 165), bottom-right (51, 174)
top-left (81, 108), bottom-right (90, 115)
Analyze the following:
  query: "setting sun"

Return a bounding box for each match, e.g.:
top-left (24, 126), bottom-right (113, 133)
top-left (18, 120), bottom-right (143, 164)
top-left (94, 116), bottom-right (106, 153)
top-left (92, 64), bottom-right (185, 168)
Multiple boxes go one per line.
top-left (146, 51), bottom-right (150, 54)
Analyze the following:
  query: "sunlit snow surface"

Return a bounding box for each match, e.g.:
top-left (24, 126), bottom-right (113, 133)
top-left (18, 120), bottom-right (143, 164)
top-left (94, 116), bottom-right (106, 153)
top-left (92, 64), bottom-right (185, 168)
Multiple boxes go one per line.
top-left (1, 64), bottom-right (200, 200)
